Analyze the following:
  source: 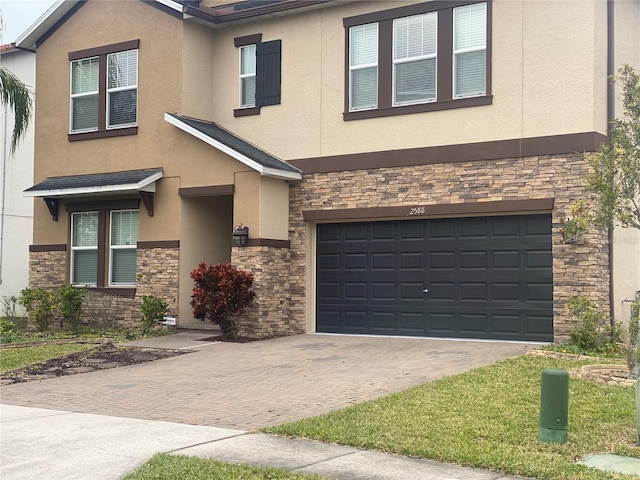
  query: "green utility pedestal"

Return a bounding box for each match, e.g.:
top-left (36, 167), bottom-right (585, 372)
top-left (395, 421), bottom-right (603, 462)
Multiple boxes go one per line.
top-left (539, 368), bottom-right (569, 443)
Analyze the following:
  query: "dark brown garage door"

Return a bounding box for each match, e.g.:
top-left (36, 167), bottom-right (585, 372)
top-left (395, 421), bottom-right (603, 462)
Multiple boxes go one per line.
top-left (316, 215), bottom-right (553, 341)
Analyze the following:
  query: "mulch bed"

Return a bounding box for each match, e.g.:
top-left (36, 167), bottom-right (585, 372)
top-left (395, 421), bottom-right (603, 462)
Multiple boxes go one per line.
top-left (0, 342), bottom-right (188, 385)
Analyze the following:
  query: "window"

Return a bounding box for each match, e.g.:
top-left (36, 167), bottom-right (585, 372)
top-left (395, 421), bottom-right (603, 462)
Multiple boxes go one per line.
top-left (344, 1), bottom-right (491, 120)
top-left (239, 45), bottom-right (257, 108)
top-left (393, 12), bottom-right (437, 105)
top-left (349, 23), bottom-right (378, 110)
top-left (70, 206), bottom-right (139, 287)
top-left (68, 40), bottom-right (139, 139)
top-left (234, 34), bottom-right (282, 116)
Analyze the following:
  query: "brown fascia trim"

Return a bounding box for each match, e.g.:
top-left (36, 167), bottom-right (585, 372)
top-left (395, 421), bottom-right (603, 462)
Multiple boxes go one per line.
top-left (69, 39), bottom-right (140, 61)
top-left (66, 198), bottom-right (140, 213)
top-left (234, 107), bottom-right (261, 117)
top-left (179, 185), bottom-right (235, 197)
top-left (29, 244), bottom-right (67, 252)
top-left (303, 198), bottom-right (555, 222)
top-left (234, 34), bottom-right (263, 48)
top-left (68, 127), bottom-right (138, 142)
top-left (243, 238), bottom-right (291, 248)
top-left (184, 1), bottom-right (334, 25)
top-left (289, 131), bottom-right (609, 174)
top-left (140, 0), bottom-right (184, 19)
top-left (137, 240), bottom-right (180, 249)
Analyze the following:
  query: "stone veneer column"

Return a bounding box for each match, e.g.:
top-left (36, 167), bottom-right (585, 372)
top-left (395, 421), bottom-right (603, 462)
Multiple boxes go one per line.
top-left (135, 245), bottom-right (180, 317)
top-left (29, 250), bottom-right (66, 289)
top-left (231, 245), bottom-right (300, 338)
top-left (287, 153), bottom-right (611, 343)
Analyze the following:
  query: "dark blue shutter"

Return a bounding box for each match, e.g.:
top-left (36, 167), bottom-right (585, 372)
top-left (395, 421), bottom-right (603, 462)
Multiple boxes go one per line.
top-left (256, 40), bottom-right (281, 107)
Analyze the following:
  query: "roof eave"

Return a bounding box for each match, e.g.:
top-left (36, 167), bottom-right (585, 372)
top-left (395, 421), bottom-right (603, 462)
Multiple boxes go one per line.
top-left (164, 113), bottom-right (301, 181)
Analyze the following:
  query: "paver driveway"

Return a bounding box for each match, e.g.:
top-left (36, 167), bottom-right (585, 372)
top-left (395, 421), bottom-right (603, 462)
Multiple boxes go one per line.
top-left (0, 334), bottom-right (534, 430)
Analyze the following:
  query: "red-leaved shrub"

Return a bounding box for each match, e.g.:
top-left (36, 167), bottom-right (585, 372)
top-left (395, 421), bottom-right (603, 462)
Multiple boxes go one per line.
top-left (190, 262), bottom-right (255, 339)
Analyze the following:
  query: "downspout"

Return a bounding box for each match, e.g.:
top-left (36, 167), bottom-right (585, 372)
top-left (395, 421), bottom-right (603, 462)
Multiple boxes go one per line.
top-left (607, 0), bottom-right (615, 322)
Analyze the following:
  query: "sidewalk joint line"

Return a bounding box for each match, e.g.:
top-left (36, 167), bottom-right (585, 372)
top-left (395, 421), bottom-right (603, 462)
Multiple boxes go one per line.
top-left (164, 431), bottom-right (251, 454)
top-left (179, 342), bottom-right (220, 350)
top-left (290, 449), bottom-right (362, 472)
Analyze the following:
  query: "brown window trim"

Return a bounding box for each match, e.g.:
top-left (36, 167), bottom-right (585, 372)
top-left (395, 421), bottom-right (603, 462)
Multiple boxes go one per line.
top-left (343, 0), bottom-right (492, 120)
top-left (68, 39), bottom-right (140, 140)
top-left (234, 107), bottom-right (261, 117)
top-left (234, 34), bottom-right (262, 47)
top-left (88, 287), bottom-right (136, 298)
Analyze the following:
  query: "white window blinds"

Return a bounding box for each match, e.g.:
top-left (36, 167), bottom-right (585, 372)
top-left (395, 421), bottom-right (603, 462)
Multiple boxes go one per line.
top-left (71, 212), bottom-right (98, 285)
top-left (107, 50), bottom-right (138, 128)
top-left (240, 44), bottom-right (257, 108)
top-left (110, 210), bottom-right (139, 285)
top-left (393, 12), bottom-right (437, 105)
top-left (453, 3), bottom-right (487, 98)
top-left (350, 23), bottom-right (378, 111)
top-left (70, 57), bottom-right (99, 132)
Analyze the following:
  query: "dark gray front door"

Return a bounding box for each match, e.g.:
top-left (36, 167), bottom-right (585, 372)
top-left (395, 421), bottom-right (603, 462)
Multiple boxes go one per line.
top-left (316, 215), bottom-right (553, 341)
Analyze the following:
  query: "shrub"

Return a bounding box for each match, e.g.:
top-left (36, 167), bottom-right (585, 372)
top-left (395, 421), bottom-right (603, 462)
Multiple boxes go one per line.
top-left (140, 295), bottom-right (168, 333)
top-left (84, 291), bottom-right (121, 330)
top-left (18, 287), bottom-right (56, 332)
top-left (190, 262), bottom-right (255, 339)
top-left (57, 285), bottom-right (87, 333)
top-left (1, 295), bottom-right (19, 318)
top-left (0, 318), bottom-right (19, 343)
top-left (566, 296), bottom-right (622, 356)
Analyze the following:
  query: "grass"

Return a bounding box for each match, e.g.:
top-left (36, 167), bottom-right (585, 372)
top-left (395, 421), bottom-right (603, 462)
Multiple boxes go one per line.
top-left (264, 354), bottom-right (640, 480)
top-left (123, 454), bottom-right (330, 480)
top-left (0, 343), bottom-right (94, 373)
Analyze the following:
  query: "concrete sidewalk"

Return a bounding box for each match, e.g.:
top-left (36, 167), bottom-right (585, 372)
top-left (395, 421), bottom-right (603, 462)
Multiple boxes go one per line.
top-left (0, 404), bottom-right (527, 480)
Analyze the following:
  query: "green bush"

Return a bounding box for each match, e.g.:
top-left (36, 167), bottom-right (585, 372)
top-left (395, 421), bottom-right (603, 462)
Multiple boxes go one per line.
top-left (57, 285), bottom-right (87, 333)
top-left (140, 295), bottom-right (168, 333)
top-left (566, 296), bottom-right (622, 356)
top-left (626, 297), bottom-right (640, 379)
top-left (18, 287), bottom-right (57, 332)
top-left (0, 318), bottom-right (19, 343)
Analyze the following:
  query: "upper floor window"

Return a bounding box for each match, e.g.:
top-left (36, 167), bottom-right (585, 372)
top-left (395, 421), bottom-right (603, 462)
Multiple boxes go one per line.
top-left (68, 40), bottom-right (139, 140)
top-left (234, 34), bottom-right (282, 117)
top-left (344, 1), bottom-right (491, 120)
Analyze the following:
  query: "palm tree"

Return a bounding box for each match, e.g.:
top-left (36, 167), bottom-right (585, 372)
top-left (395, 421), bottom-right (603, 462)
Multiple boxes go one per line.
top-left (1, 61), bottom-right (33, 154)
top-left (1, 12), bottom-right (33, 154)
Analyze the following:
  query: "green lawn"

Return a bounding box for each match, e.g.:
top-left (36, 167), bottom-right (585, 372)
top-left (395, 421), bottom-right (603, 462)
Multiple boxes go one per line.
top-left (264, 354), bottom-right (640, 480)
top-left (0, 343), bottom-right (94, 373)
top-left (123, 454), bottom-right (330, 480)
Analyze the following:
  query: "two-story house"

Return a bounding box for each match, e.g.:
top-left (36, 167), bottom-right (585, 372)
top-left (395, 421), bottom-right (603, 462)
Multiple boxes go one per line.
top-left (0, 45), bottom-right (35, 310)
top-left (18, 0), bottom-right (639, 342)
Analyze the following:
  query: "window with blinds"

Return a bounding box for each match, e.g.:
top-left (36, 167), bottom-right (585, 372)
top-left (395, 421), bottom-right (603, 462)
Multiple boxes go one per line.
top-left (349, 23), bottom-right (378, 111)
top-left (70, 57), bottom-right (99, 132)
top-left (107, 50), bottom-right (138, 128)
top-left (393, 12), bottom-right (437, 105)
top-left (110, 210), bottom-right (139, 285)
top-left (453, 3), bottom-right (487, 98)
top-left (240, 44), bottom-right (257, 108)
top-left (71, 212), bottom-right (99, 285)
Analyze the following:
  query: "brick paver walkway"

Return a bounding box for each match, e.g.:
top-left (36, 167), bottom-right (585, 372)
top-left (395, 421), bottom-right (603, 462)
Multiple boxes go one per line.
top-left (0, 334), bottom-right (533, 430)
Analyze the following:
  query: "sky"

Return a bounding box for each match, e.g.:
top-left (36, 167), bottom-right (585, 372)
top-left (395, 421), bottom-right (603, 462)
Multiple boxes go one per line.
top-left (1, 0), bottom-right (58, 45)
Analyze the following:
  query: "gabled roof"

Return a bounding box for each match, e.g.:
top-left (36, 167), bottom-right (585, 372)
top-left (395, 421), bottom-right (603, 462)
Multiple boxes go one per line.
top-left (15, 0), bottom-right (348, 50)
top-left (24, 168), bottom-right (163, 197)
top-left (164, 113), bottom-right (302, 180)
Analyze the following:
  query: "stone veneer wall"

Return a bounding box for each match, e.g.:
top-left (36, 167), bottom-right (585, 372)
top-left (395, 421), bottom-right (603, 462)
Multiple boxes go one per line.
top-left (231, 245), bottom-right (302, 338)
top-left (29, 250), bottom-right (66, 289)
top-left (288, 153), bottom-right (610, 342)
top-left (135, 246), bottom-right (180, 321)
top-left (27, 246), bottom-right (180, 331)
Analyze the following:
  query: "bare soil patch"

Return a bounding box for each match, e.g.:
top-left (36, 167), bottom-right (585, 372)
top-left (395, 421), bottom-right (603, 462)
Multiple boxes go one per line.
top-left (0, 342), bottom-right (188, 385)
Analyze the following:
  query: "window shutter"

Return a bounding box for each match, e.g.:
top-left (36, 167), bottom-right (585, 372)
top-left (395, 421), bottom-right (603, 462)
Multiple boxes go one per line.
top-left (255, 40), bottom-right (281, 107)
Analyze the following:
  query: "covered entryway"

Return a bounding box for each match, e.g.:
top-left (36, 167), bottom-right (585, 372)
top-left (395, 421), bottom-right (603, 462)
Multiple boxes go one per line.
top-left (316, 214), bottom-right (553, 341)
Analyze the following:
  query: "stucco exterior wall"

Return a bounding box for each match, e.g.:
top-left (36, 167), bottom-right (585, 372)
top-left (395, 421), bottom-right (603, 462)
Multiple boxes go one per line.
top-left (209, 0), bottom-right (608, 161)
top-left (0, 49), bottom-right (35, 305)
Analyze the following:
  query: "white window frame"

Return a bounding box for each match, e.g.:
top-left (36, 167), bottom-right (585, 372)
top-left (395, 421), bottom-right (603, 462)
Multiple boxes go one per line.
top-left (392, 12), bottom-right (438, 106)
top-left (452, 3), bottom-right (487, 99)
top-left (106, 49), bottom-right (138, 129)
top-left (70, 211), bottom-right (98, 286)
top-left (349, 23), bottom-right (379, 112)
top-left (108, 209), bottom-right (139, 286)
top-left (69, 56), bottom-right (99, 133)
top-left (239, 44), bottom-right (257, 108)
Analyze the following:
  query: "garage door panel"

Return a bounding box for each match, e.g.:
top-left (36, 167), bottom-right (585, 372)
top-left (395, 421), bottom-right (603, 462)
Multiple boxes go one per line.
top-left (316, 215), bottom-right (553, 341)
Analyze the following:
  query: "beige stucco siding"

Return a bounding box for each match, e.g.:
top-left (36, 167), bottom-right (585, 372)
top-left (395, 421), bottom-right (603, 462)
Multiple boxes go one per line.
top-left (182, 23), bottom-right (216, 122)
top-left (208, 0), bottom-right (608, 161)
